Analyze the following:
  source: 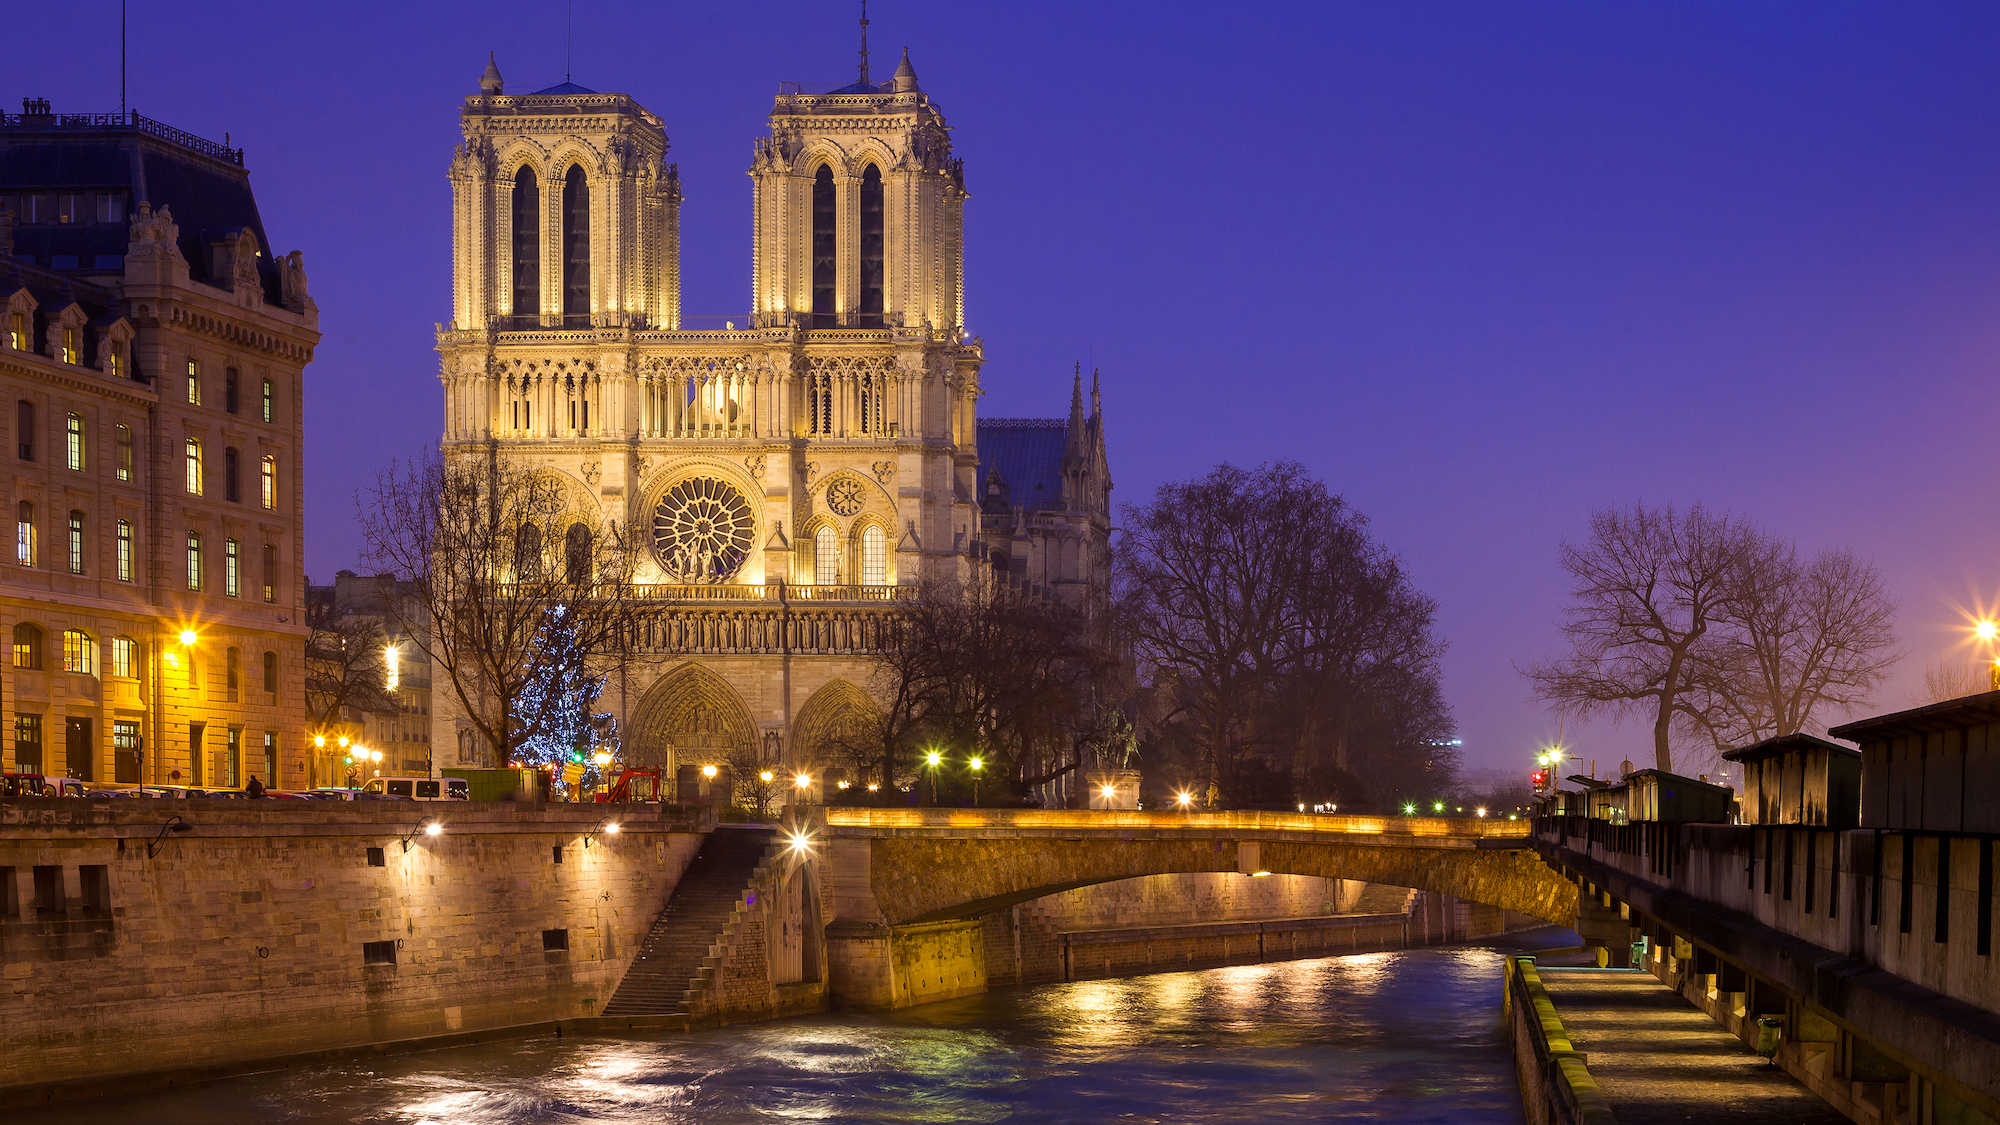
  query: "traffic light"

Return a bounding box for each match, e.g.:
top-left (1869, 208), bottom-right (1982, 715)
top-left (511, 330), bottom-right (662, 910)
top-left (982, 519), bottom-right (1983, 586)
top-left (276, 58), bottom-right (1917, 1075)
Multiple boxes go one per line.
top-left (1530, 769), bottom-right (1546, 789)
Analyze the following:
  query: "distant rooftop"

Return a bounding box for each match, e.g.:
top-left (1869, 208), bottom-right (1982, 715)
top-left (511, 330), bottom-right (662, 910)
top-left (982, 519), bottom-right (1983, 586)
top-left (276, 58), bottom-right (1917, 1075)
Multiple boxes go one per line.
top-left (0, 101), bottom-right (242, 167)
top-left (529, 81), bottom-right (597, 96)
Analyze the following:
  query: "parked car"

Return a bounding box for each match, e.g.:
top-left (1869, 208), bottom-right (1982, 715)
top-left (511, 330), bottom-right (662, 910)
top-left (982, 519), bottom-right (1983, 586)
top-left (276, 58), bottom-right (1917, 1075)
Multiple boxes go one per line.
top-left (363, 777), bottom-right (468, 801)
top-left (306, 787), bottom-right (409, 801)
top-left (1, 774), bottom-right (88, 797)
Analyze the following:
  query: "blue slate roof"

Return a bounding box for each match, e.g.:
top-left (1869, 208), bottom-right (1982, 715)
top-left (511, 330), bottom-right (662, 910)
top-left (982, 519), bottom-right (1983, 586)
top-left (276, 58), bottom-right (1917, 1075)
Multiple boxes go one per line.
top-left (531, 81), bottom-right (598, 95)
top-left (977, 419), bottom-right (1067, 512)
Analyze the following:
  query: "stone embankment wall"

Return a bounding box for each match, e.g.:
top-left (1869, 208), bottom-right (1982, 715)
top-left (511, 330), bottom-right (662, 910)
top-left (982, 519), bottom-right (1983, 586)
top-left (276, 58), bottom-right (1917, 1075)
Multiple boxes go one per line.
top-left (0, 799), bottom-right (711, 1095)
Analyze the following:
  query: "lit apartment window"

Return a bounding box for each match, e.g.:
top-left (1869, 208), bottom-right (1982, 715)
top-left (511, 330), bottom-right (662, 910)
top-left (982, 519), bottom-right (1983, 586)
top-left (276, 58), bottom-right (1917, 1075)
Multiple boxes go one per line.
top-left (60, 327), bottom-right (77, 365)
top-left (62, 629), bottom-right (94, 675)
top-left (57, 194), bottom-right (80, 224)
top-left (7, 312), bottom-right (23, 351)
top-left (66, 511), bottom-right (83, 575)
top-left (15, 502), bottom-right (33, 567)
top-left (13, 623), bottom-right (42, 669)
top-left (115, 424), bottom-right (132, 481)
top-left (110, 636), bottom-right (135, 677)
top-left (106, 348), bottom-right (120, 379)
top-left (65, 413), bottom-right (83, 471)
top-left (262, 542), bottom-right (277, 603)
top-left (114, 520), bottom-right (132, 582)
top-left (184, 438), bottom-right (202, 494)
top-left (261, 455), bottom-right (276, 509)
top-left (262, 379), bottom-right (273, 423)
top-left (185, 358), bottom-right (200, 405)
top-left (224, 538), bottom-right (240, 597)
top-left (186, 531), bottom-right (203, 591)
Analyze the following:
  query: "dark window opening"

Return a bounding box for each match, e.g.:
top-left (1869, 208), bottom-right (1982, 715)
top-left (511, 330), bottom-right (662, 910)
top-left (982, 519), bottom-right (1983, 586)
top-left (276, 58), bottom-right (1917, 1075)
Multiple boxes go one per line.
top-left (552, 845), bottom-right (563, 864)
top-left (858, 164), bottom-right (883, 328)
top-left (65, 717), bottom-right (92, 783)
top-left (224, 447), bottom-right (241, 502)
top-left (366, 847), bottom-right (385, 867)
top-left (512, 165), bottom-right (540, 319)
top-left (78, 865), bottom-right (109, 913)
top-left (564, 522), bottom-right (591, 584)
top-left (224, 367), bottom-right (239, 415)
top-left (543, 928), bottom-right (569, 951)
top-left (562, 165), bottom-right (590, 325)
top-left (362, 939), bottom-right (397, 966)
top-left (811, 164), bottom-right (836, 327)
top-left (0, 868), bottom-right (15, 917)
top-left (263, 650), bottom-right (278, 696)
top-left (17, 399), bottom-right (33, 460)
top-left (262, 542), bottom-right (277, 603)
top-left (32, 865), bottom-right (62, 913)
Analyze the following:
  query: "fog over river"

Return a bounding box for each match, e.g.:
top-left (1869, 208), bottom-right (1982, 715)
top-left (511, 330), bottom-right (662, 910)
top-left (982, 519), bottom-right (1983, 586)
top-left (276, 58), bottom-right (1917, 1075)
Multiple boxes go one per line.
top-left (24, 939), bottom-right (1562, 1124)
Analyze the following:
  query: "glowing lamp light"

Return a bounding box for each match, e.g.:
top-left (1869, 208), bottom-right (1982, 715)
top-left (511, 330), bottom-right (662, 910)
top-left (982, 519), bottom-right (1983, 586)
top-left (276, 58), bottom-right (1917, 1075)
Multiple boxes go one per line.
top-left (177, 629), bottom-right (197, 646)
top-left (1979, 620), bottom-right (1998, 641)
top-left (1433, 802), bottom-right (1444, 812)
top-left (1100, 785), bottom-right (1117, 800)
top-left (702, 765), bottom-right (718, 779)
top-left (786, 830), bottom-right (813, 853)
top-left (837, 779), bottom-right (851, 789)
top-left (969, 757), bottom-right (983, 772)
top-left (593, 751), bottom-right (613, 767)
top-left (338, 736), bottom-right (350, 748)
top-left (1403, 803), bottom-right (1417, 815)
top-left (1476, 807), bottom-right (1489, 818)
top-left (1175, 791), bottom-right (1194, 807)
top-left (866, 783), bottom-right (880, 792)
top-left (1249, 870), bottom-right (1272, 878)
top-left (602, 822), bottom-right (620, 835)
top-left (425, 822), bottom-right (442, 837)
top-left (794, 773), bottom-right (812, 789)
top-left (760, 770), bottom-right (775, 783)
top-left (313, 735), bottom-right (325, 748)
top-left (925, 751), bottom-right (942, 767)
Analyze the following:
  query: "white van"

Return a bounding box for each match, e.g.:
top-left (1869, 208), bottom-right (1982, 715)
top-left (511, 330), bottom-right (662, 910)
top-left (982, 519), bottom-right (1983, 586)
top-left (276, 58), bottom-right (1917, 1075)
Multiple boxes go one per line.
top-left (363, 776), bottom-right (468, 801)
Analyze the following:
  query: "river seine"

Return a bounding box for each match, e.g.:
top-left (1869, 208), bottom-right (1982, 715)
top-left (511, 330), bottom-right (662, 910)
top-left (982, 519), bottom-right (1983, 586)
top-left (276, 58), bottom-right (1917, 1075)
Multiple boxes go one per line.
top-left (23, 940), bottom-right (1553, 1123)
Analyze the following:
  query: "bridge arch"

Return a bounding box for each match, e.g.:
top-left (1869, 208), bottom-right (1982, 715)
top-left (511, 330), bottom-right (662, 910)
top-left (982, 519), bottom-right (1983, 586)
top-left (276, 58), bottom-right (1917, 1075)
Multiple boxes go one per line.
top-left (838, 824), bottom-right (1576, 929)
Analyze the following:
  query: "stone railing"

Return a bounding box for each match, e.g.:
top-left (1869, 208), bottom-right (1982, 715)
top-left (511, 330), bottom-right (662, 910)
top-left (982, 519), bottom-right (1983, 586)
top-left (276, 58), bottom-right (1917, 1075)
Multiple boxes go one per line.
top-left (822, 807), bottom-right (1532, 841)
top-left (0, 110), bottom-right (241, 165)
top-left (633, 583), bottom-right (912, 603)
top-left (1504, 955), bottom-right (1621, 1125)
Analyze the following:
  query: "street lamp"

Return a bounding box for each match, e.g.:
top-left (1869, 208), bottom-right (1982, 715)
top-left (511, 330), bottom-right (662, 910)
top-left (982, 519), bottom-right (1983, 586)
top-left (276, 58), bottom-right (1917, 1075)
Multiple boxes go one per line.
top-left (969, 756), bottom-right (983, 806)
top-left (925, 750), bottom-right (942, 805)
top-left (759, 770), bottom-right (775, 783)
top-left (1175, 790), bottom-right (1194, 809)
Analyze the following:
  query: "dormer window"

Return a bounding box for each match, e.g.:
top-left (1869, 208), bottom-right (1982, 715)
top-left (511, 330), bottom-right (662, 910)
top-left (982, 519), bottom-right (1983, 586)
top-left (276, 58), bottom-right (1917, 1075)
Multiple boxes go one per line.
top-left (60, 326), bottom-right (77, 365)
top-left (8, 312), bottom-right (23, 350)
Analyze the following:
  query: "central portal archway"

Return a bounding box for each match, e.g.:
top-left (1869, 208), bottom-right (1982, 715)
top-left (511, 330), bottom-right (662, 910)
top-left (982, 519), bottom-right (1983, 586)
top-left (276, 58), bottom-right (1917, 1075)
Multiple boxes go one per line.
top-left (624, 662), bottom-right (759, 776)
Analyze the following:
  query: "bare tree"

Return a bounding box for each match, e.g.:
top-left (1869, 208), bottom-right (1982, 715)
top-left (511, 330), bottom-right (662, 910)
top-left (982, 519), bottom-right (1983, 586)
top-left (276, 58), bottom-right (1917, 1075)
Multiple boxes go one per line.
top-left (304, 591), bottom-right (395, 731)
top-left (1527, 503), bottom-right (1897, 774)
top-left (1525, 503), bottom-right (1760, 774)
top-left (1686, 545), bottom-right (1897, 757)
top-left (1916, 660), bottom-right (1988, 706)
top-left (1119, 461), bottom-right (1451, 809)
top-left (357, 449), bottom-right (640, 765)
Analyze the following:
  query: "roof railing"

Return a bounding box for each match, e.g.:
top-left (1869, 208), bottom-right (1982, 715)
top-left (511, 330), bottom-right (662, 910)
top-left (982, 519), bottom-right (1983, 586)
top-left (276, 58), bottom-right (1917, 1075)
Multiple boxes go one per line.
top-left (0, 108), bottom-right (242, 167)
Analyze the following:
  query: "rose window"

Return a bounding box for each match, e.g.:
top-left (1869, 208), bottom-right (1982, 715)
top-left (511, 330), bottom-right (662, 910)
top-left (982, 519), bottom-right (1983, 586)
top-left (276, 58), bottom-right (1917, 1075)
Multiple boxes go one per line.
top-left (652, 476), bottom-right (755, 583)
top-left (826, 476), bottom-right (864, 517)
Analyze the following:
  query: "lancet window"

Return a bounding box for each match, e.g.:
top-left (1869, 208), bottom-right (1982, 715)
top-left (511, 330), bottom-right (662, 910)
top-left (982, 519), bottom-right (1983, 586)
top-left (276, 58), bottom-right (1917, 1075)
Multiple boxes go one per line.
top-left (511, 166), bottom-right (540, 319)
top-left (811, 165), bottom-right (836, 327)
top-left (806, 374), bottom-right (834, 436)
top-left (859, 164), bottom-right (884, 328)
top-left (562, 166), bottom-right (590, 326)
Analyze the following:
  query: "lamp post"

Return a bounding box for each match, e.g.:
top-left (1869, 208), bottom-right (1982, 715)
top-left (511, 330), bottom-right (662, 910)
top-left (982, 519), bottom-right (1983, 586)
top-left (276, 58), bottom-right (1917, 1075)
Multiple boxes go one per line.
top-left (969, 756), bottom-right (982, 807)
top-left (925, 750), bottom-right (942, 805)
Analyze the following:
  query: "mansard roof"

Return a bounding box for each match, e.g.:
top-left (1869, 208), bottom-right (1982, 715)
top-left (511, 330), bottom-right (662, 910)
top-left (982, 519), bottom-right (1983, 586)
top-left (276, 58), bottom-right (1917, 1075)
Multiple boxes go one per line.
top-left (530, 81), bottom-right (598, 95)
top-left (0, 106), bottom-right (282, 303)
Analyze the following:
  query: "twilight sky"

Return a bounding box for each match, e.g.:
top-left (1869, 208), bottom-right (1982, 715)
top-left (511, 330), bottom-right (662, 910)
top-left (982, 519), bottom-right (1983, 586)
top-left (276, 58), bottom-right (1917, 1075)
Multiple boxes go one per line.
top-left (17, 2), bottom-right (2000, 778)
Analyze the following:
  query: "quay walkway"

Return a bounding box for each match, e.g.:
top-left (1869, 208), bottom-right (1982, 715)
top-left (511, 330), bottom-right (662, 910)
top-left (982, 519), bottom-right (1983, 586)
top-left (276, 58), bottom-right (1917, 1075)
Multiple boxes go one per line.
top-left (1538, 967), bottom-right (1849, 1125)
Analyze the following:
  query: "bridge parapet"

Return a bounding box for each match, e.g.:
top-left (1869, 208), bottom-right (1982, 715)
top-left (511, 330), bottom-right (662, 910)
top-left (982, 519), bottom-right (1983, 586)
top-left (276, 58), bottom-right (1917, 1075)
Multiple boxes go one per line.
top-left (822, 808), bottom-right (1531, 847)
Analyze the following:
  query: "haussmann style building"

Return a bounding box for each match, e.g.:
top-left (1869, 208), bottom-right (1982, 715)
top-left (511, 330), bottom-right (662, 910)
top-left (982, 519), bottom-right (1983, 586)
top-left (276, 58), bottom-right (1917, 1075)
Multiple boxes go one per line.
top-left (434, 36), bottom-right (1110, 792)
top-left (0, 100), bottom-right (317, 790)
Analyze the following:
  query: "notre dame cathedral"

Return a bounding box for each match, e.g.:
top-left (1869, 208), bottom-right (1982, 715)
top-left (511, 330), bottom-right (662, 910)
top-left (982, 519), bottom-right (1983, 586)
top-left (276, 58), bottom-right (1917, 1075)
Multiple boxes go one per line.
top-left (432, 28), bottom-right (1111, 790)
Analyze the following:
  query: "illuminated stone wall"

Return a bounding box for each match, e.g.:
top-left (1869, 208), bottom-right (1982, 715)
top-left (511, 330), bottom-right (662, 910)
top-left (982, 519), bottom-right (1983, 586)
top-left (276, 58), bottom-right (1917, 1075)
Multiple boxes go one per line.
top-left (0, 799), bottom-right (711, 1092)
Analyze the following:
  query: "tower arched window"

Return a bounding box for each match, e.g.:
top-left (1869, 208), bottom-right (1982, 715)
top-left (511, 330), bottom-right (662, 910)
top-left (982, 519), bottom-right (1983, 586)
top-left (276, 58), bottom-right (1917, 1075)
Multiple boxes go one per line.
top-left (511, 165), bottom-right (540, 320)
top-left (814, 524), bottom-right (839, 586)
top-left (564, 522), bottom-right (591, 584)
top-left (861, 524), bottom-right (886, 585)
top-left (562, 165), bottom-right (590, 326)
top-left (859, 164), bottom-right (883, 327)
top-left (811, 164), bottom-right (836, 327)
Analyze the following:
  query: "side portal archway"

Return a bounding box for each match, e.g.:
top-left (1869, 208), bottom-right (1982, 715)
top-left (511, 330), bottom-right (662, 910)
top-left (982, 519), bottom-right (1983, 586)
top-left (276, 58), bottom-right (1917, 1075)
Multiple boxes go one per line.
top-left (624, 662), bottom-right (759, 776)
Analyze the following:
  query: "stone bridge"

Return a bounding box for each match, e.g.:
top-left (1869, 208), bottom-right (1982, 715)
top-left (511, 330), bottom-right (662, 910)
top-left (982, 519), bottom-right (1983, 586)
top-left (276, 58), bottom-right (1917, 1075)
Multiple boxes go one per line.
top-left (805, 808), bottom-right (1578, 1008)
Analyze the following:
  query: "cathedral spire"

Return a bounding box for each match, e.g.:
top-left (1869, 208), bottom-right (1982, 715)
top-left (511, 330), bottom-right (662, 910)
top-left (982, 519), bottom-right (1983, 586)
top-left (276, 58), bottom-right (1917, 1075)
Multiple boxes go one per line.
top-left (1091, 367), bottom-right (1102, 419)
top-left (857, 0), bottom-right (872, 87)
top-left (1066, 363), bottom-right (1086, 456)
top-left (479, 52), bottom-right (504, 95)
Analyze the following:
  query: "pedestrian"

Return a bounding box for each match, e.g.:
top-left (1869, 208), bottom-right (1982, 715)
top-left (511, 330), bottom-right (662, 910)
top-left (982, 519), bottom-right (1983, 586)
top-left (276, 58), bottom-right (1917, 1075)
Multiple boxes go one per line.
top-left (245, 775), bottom-right (266, 799)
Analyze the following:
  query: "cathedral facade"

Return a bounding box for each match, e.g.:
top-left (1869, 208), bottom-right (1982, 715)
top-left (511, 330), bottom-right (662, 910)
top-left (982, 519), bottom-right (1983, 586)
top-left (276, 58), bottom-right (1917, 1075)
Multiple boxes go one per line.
top-left (434, 39), bottom-right (1110, 789)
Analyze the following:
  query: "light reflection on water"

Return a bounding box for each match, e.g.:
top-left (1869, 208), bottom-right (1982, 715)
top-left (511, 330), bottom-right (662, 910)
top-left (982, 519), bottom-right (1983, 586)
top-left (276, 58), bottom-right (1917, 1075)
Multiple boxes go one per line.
top-left (19, 943), bottom-right (1541, 1125)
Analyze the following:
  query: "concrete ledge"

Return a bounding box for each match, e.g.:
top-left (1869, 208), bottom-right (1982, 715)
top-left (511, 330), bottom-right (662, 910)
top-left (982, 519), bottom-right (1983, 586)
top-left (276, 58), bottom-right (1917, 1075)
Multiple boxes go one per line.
top-left (1505, 955), bottom-right (1622, 1125)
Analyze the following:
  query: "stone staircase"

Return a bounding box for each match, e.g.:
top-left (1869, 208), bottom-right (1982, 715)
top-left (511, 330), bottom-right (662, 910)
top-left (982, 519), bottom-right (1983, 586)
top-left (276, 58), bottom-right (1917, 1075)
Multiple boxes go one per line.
top-left (602, 825), bottom-right (781, 1018)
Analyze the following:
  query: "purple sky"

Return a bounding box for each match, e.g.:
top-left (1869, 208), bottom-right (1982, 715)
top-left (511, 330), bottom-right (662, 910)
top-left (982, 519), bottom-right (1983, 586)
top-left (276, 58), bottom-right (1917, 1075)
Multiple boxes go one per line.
top-left (20, 2), bottom-right (2000, 777)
